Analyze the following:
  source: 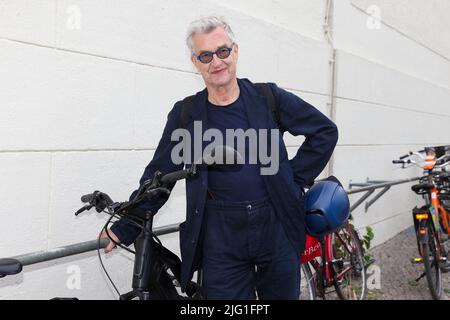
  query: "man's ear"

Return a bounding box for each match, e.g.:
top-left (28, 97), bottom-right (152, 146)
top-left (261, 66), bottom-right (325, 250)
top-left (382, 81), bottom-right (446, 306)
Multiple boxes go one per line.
top-left (191, 55), bottom-right (199, 70)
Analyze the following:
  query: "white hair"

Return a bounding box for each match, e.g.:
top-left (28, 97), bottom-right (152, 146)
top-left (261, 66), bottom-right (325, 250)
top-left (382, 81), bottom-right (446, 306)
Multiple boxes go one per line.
top-left (186, 16), bottom-right (236, 55)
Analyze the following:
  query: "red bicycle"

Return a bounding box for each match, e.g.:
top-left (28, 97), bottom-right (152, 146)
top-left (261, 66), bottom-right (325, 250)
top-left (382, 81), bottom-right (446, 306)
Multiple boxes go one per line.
top-left (300, 222), bottom-right (367, 300)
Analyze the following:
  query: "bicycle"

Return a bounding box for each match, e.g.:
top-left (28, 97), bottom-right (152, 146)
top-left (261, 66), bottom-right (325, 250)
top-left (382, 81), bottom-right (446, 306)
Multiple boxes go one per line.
top-left (300, 222), bottom-right (367, 300)
top-left (75, 168), bottom-right (206, 300)
top-left (73, 146), bottom-right (252, 300)
top-left (393, 147), bottom-right (450, 300)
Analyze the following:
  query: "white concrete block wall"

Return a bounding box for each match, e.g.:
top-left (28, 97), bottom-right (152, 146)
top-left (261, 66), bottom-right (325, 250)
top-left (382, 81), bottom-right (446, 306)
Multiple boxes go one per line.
top-left (0, 0), bottom-right (56, 46)
top-left (0, 153), bottom-right (51, 256)
top-left (350, 0), bottom-right (450, 62)
top-left (332, 0), bottom-right (450, 246)
top-left (0, 0), bottom-right (449, 299)
top-left (334, 0), bottom-right (450, 88)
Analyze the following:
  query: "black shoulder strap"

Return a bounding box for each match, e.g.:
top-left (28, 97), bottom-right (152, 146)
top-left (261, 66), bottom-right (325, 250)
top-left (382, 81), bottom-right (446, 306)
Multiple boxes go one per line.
top-left (179, 83), bottom-right (282, 130)
top-left (253, 82), bottom-right (282, 131)
top-left (179, 95), bottom-right (196, 129)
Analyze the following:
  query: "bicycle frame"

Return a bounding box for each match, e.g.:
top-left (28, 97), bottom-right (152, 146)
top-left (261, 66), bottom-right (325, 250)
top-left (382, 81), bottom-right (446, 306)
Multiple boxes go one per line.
top-left (413, 156), bottom-right (450, 261)
top-left (414, 206), bottom-right (443, 261)
top-left (395, 148), bottom-right (450, 299)
top-left (414, 181), bottom-right (447, 262)
top-left (434, 187), bottom-right (450, 236)
top-left (397, 149), bottom-right (450, 247)
top-left (304, 224), bottom-right (357, 288)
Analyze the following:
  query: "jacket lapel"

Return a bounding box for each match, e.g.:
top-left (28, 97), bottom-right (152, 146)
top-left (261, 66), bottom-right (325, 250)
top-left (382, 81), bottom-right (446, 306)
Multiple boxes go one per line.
top-left (184, 88), bottom-right (208, 188)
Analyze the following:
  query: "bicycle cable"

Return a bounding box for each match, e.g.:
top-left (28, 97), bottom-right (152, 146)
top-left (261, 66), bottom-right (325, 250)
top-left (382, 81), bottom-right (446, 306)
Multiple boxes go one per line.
top-left (94, 198), bottom-right (165, 300)
top-left (153, 233), bottom-right (163, 246)
top-left (96, 205), bottom-right (153, 300)
top-left (97, 218), bottom-right (122, 299)
top-left (100, 204), bottom-right (144, 254)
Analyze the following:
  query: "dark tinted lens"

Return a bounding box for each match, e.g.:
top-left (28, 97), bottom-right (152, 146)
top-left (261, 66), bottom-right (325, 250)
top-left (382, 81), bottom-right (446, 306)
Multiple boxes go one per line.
top-left (216, 47), bottom-right (231, 59)
top-left (199, 52), bottom-right (213, 63)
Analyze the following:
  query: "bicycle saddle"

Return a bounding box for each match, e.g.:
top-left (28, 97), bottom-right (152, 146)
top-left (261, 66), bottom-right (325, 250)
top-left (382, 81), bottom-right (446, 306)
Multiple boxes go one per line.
top-left (411, 183), bottom-right (434, 195)
top-left (0, 258), bottom-right (22, 277)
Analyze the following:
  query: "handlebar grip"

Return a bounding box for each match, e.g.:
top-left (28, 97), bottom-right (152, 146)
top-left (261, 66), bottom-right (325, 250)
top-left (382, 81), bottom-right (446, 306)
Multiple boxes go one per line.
top-left (392, 160), bottom-right (405, 164)
top-left (399, 154), bottom-right (409, 160)
top-left (81, 193), bottom-right (94, 203)
top-left (75, 206), bottom-right (88, 215)
top-left (75, 204), bottom-right (93, 216)
top-left (160, 170), bottom-right (190, 185)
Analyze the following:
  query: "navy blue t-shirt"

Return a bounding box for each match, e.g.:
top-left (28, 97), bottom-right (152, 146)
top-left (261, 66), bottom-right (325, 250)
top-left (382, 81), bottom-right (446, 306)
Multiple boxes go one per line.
top-left (206, 95), bottom-right (268, 202)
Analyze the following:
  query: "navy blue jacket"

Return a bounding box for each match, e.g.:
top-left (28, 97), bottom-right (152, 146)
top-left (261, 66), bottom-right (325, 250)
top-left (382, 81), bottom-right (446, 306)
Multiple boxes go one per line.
top-left (111, 78), bottom-right (338, 290)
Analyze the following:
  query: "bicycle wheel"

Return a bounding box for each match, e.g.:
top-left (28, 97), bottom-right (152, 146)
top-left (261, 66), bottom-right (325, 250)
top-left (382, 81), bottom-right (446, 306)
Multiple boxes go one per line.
top-left (331, 224), bottom-right (367, 300)
top-left (421, 220), bottom-right (442, 300)
top-left (299, 263), bottom-right (316, 300)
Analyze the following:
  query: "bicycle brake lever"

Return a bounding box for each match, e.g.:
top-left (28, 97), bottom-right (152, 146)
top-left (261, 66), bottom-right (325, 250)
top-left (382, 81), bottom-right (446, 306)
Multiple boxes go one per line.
top-left (75, 204), bottom-right (93, 216)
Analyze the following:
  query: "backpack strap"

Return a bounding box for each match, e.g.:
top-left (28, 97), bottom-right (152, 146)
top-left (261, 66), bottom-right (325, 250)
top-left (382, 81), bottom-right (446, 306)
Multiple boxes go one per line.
top-left (179, 95), bottom-right (196, 129)
top-left (253, 82), bottom-right (283, 131)
top-left (179, 82), bottom-right (283, 131)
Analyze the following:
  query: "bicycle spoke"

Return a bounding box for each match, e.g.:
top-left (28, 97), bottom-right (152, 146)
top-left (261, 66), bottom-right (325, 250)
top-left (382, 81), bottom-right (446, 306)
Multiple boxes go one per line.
top-left (332, 225), bottom-right (367, 300)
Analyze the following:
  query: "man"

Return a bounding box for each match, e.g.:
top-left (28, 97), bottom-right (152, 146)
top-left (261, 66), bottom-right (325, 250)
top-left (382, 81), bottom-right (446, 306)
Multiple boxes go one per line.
top-left (102, 16), bottom-right (338, 300)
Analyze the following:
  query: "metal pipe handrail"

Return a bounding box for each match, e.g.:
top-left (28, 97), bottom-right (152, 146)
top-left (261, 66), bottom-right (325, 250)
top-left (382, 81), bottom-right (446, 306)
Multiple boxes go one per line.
top-left (349, 189), bottom-right (375, 213)
top-left (347, 177), bottom-right (420, 194)
top-left (11, 223), bottom-right (182, 266)
top-left (347, 176), bottom-right (420, 212)
top-left (7, 176), bottom-right (420, 268)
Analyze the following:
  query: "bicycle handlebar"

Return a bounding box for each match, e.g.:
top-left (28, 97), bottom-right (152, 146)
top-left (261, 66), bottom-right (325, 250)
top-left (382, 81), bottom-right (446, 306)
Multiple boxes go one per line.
top-left (392, 159), bottom-right (410, 164)
top-left (393, 149), bottom-right (450, 170)
top-left (75, 166), bottom-right (198, 218)
top-left (160, 169), bottom-right (192, 185)
top-left (81, 193), bottom-right (94, 203)
top-left (80, 191), bottom-right (114, 205)
top-left (399, 154), bottom-right (410, 160)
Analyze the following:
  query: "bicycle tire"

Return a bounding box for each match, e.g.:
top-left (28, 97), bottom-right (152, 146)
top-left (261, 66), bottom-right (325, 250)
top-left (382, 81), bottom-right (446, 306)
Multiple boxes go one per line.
top-left (332, 224), bottom-right (367, 300)
top-left (299, 263), bottom-right (316, 300)
top-left (421, 220), bottom-right (443, 300)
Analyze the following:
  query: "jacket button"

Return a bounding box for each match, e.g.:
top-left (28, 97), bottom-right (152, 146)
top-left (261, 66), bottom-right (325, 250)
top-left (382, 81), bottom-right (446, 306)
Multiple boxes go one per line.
top-left (195, 208), bottom-right (199, 214)
top-left (191, 239), bottom-right (196, 244)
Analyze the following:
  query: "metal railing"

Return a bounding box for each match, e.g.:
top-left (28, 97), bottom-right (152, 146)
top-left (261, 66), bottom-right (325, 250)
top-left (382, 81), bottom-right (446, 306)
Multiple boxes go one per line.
top-left (10, 224), bottom-right (180, 267)
top-left (7, 176), bottom-right (420, 268)
top-left (348, 176), bottom-right (421, 212)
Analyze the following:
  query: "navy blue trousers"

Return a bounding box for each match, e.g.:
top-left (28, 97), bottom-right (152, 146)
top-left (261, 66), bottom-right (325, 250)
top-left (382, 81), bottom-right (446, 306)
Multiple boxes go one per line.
top-left (202, 197), bottom-right (300, 300)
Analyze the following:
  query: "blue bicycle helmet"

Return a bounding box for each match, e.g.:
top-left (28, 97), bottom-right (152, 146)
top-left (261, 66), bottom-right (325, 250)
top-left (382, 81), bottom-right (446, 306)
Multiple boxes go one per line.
top-left (304, 176), bottom-right (350, 237)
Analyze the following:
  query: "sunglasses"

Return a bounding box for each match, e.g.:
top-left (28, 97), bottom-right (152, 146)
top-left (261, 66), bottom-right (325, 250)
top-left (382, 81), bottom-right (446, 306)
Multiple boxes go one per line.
top-left (195, 43), bottom-right (235, 64)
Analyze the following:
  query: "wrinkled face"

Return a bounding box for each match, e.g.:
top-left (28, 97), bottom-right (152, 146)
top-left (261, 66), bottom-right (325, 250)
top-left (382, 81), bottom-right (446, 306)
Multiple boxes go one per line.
top-left (191, 27), bottom-right (239, 88)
